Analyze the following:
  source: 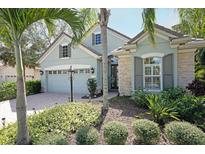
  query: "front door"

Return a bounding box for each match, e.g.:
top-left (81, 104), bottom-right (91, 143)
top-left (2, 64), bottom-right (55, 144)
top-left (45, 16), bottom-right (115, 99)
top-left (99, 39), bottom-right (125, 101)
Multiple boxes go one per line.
top-left (111, 64), bottom-right (118, 89)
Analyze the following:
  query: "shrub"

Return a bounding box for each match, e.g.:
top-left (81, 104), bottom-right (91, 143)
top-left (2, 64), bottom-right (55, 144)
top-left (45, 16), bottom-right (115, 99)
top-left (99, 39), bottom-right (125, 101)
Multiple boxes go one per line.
top-left (87, 78), bottom-right (97, 97)
top-left (131, 90), bottom-right (150, 108)
top-left (34, 132), bottom-right (68, 145)
top-left (0, 103), bottom-right (100, 145)
top-left (0, 80), bottom-right (41, 101)
top-left (146, 94), bottom-right (179, 125)
top-left (186, 79), bottom-right (205, 96)
top-left (164, 121), bottom-right (205, 145)
top-left (103, 121), bottom-right (128, 145)
top-left (174, 95), bottom-right (205, 124)
top-left (132, 119), bottom-right (160, 144)
top-left (161, 87), bottom-right (186, 101)
top-left (76, 127), bottom-right (99, 145)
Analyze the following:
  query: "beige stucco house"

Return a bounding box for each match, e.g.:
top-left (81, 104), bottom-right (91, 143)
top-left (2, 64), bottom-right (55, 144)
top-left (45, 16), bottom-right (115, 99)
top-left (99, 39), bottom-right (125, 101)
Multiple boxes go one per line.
top-left (0, 62), bottom-right (40, 82)
top-left (113, 24), bottom-right (205, 96)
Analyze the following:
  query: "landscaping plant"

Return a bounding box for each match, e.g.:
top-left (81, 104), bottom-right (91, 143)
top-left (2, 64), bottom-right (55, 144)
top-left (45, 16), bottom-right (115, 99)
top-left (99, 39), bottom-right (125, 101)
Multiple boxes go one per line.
top-left (186, 79), bottom-right (205, 96)
top-left (0, 103), bottom-right (100, 145)
top-left (132, 119), bottom-right (160, 144)
top-left (103, 121), bottom-right (128, 145)
top-left (131, 90), bottom-right (150, 108)
top-left (76, 127), bottom-right (99, 145)
top-left (164, 121), bottom-right (205, 145)
top-left (161, 87), bottom-right (186, 101)
top-left (87, 78), bottom-right (97, 97)
top-left (146, 94), bottom-right (179, 125)
top-left (34, 132), bottom-right (68, 145)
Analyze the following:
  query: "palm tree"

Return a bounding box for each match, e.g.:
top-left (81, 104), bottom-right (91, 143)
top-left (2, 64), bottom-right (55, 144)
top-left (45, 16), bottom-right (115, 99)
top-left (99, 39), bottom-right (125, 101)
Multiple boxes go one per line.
top-left (98, 8), bottom-right (110, 116)
top-left (0, 8), bottom-right (95, 144)
top-left (99, 8), bottom-right (156, 116)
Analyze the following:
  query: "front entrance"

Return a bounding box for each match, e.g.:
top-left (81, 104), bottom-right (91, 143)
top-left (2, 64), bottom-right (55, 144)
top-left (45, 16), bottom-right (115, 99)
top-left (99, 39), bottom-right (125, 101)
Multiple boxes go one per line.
top-left (110, 64), bottom-right (118, 90)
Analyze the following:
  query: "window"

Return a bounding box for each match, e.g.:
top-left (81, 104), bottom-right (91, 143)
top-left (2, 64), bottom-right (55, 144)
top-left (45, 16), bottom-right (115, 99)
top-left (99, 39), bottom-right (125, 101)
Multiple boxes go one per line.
top-left (143, 57), bottom-right (162, 91)
top-left (93, 33), bottom-right (101, 45)
top-left (79, 69), bottom-right (84, 73)
top-left (59, 44), bottom-right (71, 58)
top-left (48, 71), bottom-right (52, 74)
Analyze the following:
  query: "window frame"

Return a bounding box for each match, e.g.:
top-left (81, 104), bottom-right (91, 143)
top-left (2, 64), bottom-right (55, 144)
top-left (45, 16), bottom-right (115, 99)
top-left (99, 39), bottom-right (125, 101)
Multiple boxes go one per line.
top-left (93, 32), bottom-right (101, 45)
top-left (143, 57), bottom-right (163, 92)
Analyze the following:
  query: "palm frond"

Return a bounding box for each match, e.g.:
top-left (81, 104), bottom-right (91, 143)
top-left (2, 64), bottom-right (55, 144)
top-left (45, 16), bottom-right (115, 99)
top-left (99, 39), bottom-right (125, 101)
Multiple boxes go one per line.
top-left (142, 8), bottom-right (156, 44)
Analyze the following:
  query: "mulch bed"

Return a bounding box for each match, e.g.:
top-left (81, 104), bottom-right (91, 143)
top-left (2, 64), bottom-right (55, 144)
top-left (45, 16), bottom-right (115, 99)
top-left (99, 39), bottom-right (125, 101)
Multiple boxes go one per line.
top-left (68, 96), bottom-right (170, 145)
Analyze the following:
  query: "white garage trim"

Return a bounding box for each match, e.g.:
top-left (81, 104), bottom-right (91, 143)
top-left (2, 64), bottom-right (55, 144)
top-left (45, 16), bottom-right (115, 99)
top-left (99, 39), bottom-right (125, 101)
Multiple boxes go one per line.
top-left (45, 64), bottom-right (91, 71)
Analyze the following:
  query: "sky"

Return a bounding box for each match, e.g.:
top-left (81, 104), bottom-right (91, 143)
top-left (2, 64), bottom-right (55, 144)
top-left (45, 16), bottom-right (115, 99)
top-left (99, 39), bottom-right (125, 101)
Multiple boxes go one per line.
top-left (108, 8), bottom-right (179, 38)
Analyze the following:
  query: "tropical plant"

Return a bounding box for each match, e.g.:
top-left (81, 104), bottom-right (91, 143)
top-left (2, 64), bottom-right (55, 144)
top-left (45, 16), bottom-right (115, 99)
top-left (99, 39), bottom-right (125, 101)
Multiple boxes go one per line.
top-left (164, 121), bottom-right (205, 145)
top-left (103, 121), bottom-right (128, 145)
top-left (174, 95), bottom-right (205, 124)
top-left (146, 94), bottom-right (179, 125)
top-left (76, 127), bottom-right (99, 145)
top-left (87, 78), bottom-right (97, 97)
top-left (131, 90), bottom-right (150, 108)
top-left (132, 119), bottom-right (160, 144)
top-left (0, 8), bottom-right (97, 144)
top-left (186, 79), bottom-right (205, 96)
top-left (161, 87), bottom-right (186, 101)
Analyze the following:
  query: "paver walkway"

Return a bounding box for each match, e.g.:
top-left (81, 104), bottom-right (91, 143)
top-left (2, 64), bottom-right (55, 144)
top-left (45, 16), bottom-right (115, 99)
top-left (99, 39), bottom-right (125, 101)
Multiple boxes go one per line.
top-left (0, 92), bottom-right (118, 128)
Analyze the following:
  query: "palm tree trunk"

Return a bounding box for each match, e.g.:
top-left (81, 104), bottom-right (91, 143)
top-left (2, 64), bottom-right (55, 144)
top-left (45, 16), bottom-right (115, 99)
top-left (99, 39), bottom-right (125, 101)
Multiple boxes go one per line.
top-left (99, 8), bottom-right (109, 115)
top-left (14, 39), bottom-right (30, 144)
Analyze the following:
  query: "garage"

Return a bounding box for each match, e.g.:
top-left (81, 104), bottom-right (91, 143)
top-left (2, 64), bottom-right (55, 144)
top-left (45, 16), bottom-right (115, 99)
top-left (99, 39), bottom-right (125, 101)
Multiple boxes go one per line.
top-left (45, 65), bottom-right (92, 96)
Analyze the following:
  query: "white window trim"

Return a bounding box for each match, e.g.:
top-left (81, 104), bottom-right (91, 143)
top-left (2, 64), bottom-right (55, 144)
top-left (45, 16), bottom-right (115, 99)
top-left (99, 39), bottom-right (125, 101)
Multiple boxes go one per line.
top-left (143, 57), bottom-right (163, 92)
top-left (141, 52), bottom-right (164, 59)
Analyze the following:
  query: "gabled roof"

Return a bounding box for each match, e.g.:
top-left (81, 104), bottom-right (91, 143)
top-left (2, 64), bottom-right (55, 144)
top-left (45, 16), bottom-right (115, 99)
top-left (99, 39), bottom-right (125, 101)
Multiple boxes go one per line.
top-left (107, 26), bottom-right (131, 40)
top-left (37, 32), bottom-right (102, 64)
top-left (128, 24), bottom-right (186, 44)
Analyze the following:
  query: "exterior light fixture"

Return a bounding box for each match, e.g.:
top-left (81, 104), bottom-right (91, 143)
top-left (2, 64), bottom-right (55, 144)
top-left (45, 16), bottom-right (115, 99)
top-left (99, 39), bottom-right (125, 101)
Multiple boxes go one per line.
top-left (1, 118), bottom-right (6, 126)
top-left (40, 70), bottom-right (44, 75)
top-left (91, 67), bottom-right (95, 74)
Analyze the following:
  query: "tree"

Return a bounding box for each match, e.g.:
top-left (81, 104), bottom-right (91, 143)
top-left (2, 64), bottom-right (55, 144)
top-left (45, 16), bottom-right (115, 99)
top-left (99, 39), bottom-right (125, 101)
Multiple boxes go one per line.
top-left (0, 8), bottom-right (95, 144)
top-left (98, 8), bottom-right (156, 117)
top-left (98, 8), bottom-right (110, 116)
top-left (172, 9), bottom-right (205, 80)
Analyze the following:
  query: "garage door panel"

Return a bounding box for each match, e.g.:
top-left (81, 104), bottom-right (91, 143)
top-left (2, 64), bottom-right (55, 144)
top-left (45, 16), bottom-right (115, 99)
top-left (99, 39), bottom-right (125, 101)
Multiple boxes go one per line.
top-left (47, 73), bottom-right (90, 95)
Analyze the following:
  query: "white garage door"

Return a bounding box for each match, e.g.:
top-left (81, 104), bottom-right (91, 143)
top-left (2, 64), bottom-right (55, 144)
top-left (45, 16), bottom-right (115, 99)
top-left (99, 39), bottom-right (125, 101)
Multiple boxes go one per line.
top-left (47, 69), bottom-right (91, 96)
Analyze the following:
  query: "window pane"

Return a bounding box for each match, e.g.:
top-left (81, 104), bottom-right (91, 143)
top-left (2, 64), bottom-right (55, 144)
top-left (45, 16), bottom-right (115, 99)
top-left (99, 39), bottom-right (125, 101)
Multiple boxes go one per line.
top-left (95, 34), bottom-right (101, 45)
top-left (145, 66), bottom-right (151, 75)
top-left (145, 77), bottom-right (152, 89)
top-left (153, 77), bottom-right (160, 90)
top-left (150, 57), bottom-right (161, 64)
top-left (144, 58), bottom-right (150, 64)
top-left (153, 66), bottom-right (160, 75)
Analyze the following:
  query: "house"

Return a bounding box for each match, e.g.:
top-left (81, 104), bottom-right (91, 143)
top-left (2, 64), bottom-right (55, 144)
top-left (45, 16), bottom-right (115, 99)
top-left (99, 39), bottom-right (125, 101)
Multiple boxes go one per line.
top-left (0, 61), bottom-right (40, 82)
top-left (37, 25), bottom-right (130, 95)
top-left (38, 24), bottom-right (205, 97)
top-left (113, 24), bottom-right (205, 96)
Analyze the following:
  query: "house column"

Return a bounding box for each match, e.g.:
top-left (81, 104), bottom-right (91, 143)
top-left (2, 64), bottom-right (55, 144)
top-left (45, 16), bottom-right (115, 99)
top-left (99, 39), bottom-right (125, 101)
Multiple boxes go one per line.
top-left (118, 55), bottom-right (132, 96)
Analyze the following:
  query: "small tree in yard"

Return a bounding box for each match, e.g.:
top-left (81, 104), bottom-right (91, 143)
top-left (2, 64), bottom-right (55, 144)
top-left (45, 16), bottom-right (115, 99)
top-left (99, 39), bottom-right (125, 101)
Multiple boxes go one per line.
top-left (87, 78), bottom-right (97, 98)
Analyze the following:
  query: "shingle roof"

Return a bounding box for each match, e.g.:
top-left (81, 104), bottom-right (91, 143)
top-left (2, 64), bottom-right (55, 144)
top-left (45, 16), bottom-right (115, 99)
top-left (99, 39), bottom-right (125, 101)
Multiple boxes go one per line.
top-left (128, 24), bottom-right (186, 44)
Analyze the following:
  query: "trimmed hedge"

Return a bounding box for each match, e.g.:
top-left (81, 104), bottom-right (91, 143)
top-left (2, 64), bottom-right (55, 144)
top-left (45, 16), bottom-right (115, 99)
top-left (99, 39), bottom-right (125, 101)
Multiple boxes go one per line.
top-left (0, 103), bottom-right (100, 145)
top-left (132, 119), bottom-right (160, 144)
top-left (164, 121), bottom-right (205, 145)
top-left (76, 127), bottom-right (99, 145)
top-left (0, 80), bottom-right (41, 102)
top-left (103, 121), bottom-right (128, 145)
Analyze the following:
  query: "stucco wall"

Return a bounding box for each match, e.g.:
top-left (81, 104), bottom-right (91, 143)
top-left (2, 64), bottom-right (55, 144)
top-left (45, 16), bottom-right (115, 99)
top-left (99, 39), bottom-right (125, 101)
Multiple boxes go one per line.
top-left (83, 26), bottom-right (129, 55)
top-left (40, 36), bottom-right (99, 92)
top-left (177, 50), bottom-right (195, 88)
top-left (118, 55), bottom-right (132, 96)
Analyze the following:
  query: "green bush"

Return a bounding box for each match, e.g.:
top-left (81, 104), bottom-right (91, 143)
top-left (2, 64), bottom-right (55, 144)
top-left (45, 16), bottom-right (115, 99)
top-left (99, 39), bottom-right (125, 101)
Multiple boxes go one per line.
top-left (174, 95), bottom-right (205, 124)
top-left (131, 90), bottom-right (150, 108)
top-left (76, 127), bottom-right (99, 145)
top-left (87, 78), bottom-right (97, 97)
top-left (164, 121), bottom-right (205, 145)
top-left (34, 132), bottom-right (68, 145)
top-left (146, 94), bottom-right (179, 125)
top-left (161, 87), bottom-right (186, 101)
top-left (132, 119), bottom-right (160, 144)
top-left (0, 103), bottom-right (100, 145)
top-left (103, 121), bottom-right (128, 145)
top-left (0, 80), bottom-right (41, 101)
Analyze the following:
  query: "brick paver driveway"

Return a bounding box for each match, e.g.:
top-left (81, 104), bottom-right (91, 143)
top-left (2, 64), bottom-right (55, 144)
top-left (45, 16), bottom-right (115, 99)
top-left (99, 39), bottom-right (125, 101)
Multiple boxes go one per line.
top-left (0, 92), bottom-right (117, 128)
